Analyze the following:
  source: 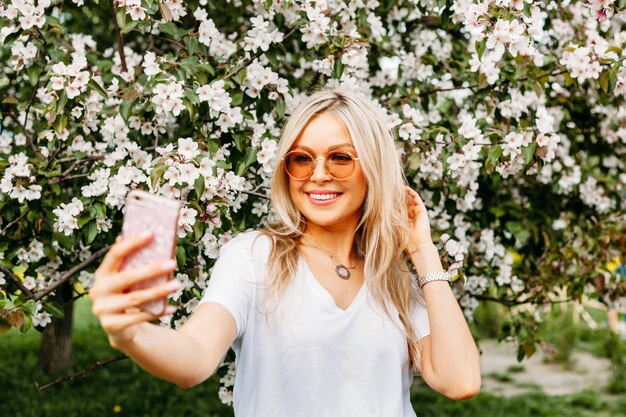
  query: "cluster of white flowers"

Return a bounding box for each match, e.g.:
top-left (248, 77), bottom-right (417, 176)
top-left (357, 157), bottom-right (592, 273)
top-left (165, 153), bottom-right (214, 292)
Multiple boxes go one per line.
top-left (579, 177), bottom-right (614, 213)
top-left (243, 15), bottom-right (284, 53)
top-left (0, 0), bottom-right (48, 31)
top-left (218, 361), bottom-right (236, 406)
top-left (142, 51), bottom-right (162, 77)
top-left (10, 38), bottom-right (37, 70)
top-left (441, 233), bottom-right (466, 274)
top-left (465, 2), bottom-right (546, 84)
top-left (0, 152), bottom-right (42, 203)
top-left (196, 80), bottom-right (232, 118)
top-left (52, 197), bottom-right (84, 236)
top-left (16, 239), bottom-right (45, 264)
top-left (115, 0), bottom-right (146, 21)
top-left (81, 168), bottom-right (110, 198)
top-left (256, 138), bottom-right (278, 175)
top-left (32, 302), bottom-right (52, 328)
top-left (151, 79), bottom-right (185, 116)
top-left (49, 61), bottom-right (90, 99)
top-left (244, 61), bottom-right (289, 99)
top-left (177, 207), bottom-right (198, 238)
top-left (560, 46), bottom-right (603, 83)
top-left (194, 9), bottom-right (237, 60)
top-left (300, 2), bottom-right (333, 48)
top-left (341, 44), bottom-right (368, 75)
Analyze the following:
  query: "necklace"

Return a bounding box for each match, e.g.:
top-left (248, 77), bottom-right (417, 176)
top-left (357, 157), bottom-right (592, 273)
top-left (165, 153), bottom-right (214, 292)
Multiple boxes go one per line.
top-left (300, 236), bottom-right (357, 280)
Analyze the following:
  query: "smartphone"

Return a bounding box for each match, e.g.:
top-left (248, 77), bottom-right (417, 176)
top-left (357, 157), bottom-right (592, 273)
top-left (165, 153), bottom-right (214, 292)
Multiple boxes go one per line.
top-left (120, 189), bottom-right (181, 315)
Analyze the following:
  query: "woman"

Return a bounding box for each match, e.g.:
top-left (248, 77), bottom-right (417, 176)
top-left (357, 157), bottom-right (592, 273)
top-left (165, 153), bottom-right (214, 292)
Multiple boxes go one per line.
top-left (90, 88), bottom-right (481, 416)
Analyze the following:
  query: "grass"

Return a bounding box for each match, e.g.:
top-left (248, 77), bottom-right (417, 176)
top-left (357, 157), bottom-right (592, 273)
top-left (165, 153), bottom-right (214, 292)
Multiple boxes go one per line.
top-left (2, 298), bottom-right (626, 417)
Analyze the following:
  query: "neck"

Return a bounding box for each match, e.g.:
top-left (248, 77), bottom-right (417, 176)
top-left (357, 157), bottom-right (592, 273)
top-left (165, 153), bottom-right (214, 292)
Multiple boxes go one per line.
top-left (301, 220), bottom-right (360, 265)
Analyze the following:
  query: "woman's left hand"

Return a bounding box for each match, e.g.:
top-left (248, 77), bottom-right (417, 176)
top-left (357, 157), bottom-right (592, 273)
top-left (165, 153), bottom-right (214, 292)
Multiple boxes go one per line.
top-left (405, 186), bottom-right (434, 253)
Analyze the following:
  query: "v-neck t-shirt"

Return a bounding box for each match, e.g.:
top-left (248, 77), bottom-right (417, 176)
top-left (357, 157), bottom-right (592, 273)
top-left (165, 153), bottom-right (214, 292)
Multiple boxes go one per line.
top-left (197, 231), bottom-right (431, 417)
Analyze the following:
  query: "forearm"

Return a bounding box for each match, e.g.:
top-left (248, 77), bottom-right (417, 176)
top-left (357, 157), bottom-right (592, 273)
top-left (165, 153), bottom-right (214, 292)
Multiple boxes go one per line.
top-left (411, 243), bottom-right (481, 393)
top-left (112, 322), bottom-right (215, 388)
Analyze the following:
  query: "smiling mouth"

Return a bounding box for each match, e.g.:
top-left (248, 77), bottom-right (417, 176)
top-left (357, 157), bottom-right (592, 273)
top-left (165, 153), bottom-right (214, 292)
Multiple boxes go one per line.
top-left (306, 192), bottom-right (342, 201)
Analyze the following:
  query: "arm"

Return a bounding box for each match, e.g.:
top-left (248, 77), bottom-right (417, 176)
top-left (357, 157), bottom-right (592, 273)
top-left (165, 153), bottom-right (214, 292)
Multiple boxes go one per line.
top-left (90, 232), bottom-right (237, 388)
top-left (411, 243), bottom-right (481, 400)
top-left (111, 302), bottom-right (237, 389)
top-left (405, 187), bottom-right (481, 399)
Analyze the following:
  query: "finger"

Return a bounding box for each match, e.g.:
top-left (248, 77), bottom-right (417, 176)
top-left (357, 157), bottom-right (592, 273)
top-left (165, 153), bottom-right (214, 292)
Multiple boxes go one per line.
top-left (100, 311), bottom-right (165, 335)
top-left (99, 231), bottom-right (154, 274)
top-left (111, 258), bottom-right (178, 293)
top-left (92, 280), bottom-right (182, 316)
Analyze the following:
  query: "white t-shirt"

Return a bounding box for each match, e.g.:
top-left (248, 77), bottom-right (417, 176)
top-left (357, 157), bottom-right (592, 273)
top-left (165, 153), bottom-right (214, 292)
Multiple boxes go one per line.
top-left (197, 231), bottom-right (431, 417)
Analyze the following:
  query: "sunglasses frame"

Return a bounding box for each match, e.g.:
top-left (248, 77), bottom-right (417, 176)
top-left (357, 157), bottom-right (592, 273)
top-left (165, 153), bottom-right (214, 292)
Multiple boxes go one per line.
top-left (281, 149), bottom-right (360, 181)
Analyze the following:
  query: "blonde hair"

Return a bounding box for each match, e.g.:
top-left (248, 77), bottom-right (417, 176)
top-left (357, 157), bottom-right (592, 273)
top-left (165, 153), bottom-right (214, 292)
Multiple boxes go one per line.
top-left (261, 88), bottom-right (427, 372)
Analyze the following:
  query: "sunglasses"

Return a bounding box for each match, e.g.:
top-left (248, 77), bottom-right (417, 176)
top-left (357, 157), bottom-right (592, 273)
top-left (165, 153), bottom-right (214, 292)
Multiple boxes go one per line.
top-left (282, 149), bottom-right (360, 181)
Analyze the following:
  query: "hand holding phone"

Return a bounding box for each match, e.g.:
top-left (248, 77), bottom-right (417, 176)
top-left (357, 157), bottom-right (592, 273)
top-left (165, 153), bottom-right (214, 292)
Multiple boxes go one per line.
top-left (90, 190), bottom-right (182, 349)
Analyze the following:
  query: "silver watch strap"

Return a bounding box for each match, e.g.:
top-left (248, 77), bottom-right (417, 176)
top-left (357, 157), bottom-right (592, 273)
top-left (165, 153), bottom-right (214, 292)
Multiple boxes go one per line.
top-left (418, 271), bottom-right (452, 289)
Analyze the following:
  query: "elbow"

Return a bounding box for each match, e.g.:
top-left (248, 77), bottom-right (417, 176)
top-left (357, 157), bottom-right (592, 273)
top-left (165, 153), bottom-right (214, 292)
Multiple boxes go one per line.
top-left (176, 365), bottom-right (218, 390)
top-left (444, 376), bottom-right (481, 400)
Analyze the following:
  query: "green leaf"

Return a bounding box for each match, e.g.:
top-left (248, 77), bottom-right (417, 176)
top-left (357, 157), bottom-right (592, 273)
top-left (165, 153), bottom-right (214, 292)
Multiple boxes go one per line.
top-left (232, 69), bottom-right (247, 86)
top-left (275, 97), bottom-right (286, 118)
top-left (77, 214), bottom-right (91, 228)
top-left (237, 148), bottom-right (257, 176)
top-left (119, 100), bottom-right (132, 122)
top-left (194, 175), bottom-right (205, 200)
top-left (116, 7), bottom-right (126, 31)
top-left (265, 48), bottom-right (279, 68)
top-left (150, 164), bottom-right (168, 189)
top-left (84, 221), bottom-right (98, 245)
top-left (487, 145), bottom-right (503, 163)
top-left (476, 38), bottom-right (488, 61)
top-left (43, 301), bottom-right (64, 319)
top-left (27, 65), bottom-right (43, 86)
top-left (175, 246), bottom-right (186, 266)
top-left (608, 64), bottom-right (620, 93)
top-left (193, 220), bottom-right (203, 241)
top-left (599, 71), bottom-right (609, 93)
top-left (332, 58), bottom-right (344, 79)
top-left (88, 79), bottom-right (108, 99)
top-left (55, 92), bottom-right (68, 115)
top-left (197, 63), bottom-right (214, 76)
top-left (184, 35), bottom-right (199, 56)
top-left (523, 1), bottom-right (532, 18)
top-left (53, 114), bottom-right (67, 133)
top-left (231, 92), bottom-right (243, 107)
top-left (522, 142), bottom-right (537, 165)
top-left (22, 300), bottom-right (37, 315)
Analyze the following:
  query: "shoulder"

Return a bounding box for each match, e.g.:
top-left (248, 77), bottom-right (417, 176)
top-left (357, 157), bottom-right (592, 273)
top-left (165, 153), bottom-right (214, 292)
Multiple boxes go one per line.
top-left (219, 229), bottom-right (274, 264)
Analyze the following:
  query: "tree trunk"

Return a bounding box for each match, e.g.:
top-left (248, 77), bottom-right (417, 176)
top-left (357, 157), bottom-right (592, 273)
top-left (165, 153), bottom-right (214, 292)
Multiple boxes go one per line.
top-left (37, 281), bottom-right (74, 375)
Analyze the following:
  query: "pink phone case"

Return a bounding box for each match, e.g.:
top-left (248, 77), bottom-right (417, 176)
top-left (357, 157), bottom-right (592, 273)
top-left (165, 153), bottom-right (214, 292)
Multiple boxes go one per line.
top-left (120, 189), bottom-right (181, 316)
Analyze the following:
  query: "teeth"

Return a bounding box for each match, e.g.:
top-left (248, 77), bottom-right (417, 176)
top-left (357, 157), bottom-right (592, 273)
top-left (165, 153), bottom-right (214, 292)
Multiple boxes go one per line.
top-left (309, 193), bottom-right (339, 200)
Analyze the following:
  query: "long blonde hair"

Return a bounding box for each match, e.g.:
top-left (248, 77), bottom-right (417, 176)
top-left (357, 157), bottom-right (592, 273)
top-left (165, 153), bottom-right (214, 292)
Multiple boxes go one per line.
top-left (261, 88), bottom-right (427, 372)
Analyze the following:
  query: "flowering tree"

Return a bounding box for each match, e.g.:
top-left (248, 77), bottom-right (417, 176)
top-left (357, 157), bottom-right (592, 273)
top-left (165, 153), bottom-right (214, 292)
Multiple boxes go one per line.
top-left (1, 0), bottom-right (626, 401)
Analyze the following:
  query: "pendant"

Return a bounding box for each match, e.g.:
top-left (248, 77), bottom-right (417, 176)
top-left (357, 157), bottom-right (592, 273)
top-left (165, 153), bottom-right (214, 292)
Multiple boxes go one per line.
top-left (335, 264), bottom-right (351, 280)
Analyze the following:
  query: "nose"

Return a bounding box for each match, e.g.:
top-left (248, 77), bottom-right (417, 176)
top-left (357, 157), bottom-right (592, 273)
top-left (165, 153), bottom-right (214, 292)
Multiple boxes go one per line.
top-left (309, 157), bottom-right (331, 183)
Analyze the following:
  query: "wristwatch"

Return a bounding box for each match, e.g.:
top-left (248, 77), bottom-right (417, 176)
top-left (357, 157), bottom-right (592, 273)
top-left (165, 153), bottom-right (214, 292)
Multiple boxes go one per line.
top-left (417, 271), bottom-right (452, 289)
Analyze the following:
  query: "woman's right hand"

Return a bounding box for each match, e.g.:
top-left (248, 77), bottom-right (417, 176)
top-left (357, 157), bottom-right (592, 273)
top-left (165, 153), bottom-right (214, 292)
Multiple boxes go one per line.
top-left (89, 231), bottom-right (181, 349)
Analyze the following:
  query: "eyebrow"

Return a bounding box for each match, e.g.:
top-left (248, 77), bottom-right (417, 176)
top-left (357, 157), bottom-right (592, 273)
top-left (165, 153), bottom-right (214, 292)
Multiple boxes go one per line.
top-left (291, 143), bottom-right (356, 153)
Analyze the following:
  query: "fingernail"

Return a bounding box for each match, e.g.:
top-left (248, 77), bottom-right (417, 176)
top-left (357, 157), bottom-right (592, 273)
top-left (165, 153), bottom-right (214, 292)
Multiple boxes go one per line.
top-left (164, 306), bottom-right (177, 315)
top-left (140, 230), bottom-right (153, 239)
top-left (161, 259), bottom-right (177, 271)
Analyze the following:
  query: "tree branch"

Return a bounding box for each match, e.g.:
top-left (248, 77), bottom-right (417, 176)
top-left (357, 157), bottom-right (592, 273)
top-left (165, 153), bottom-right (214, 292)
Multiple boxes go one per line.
top-left (0, 265), bottom-right (35, 299)
top-left (0, 209), bottom-right (30, 236)
top-left (110, 0), bottom-right (128, 73)
top-left (33, 245), bottom-right (111, 301)
top-left (240, 189), bottom-right (270, 200)
top-left (35, 354), bottom-right (128, 391)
